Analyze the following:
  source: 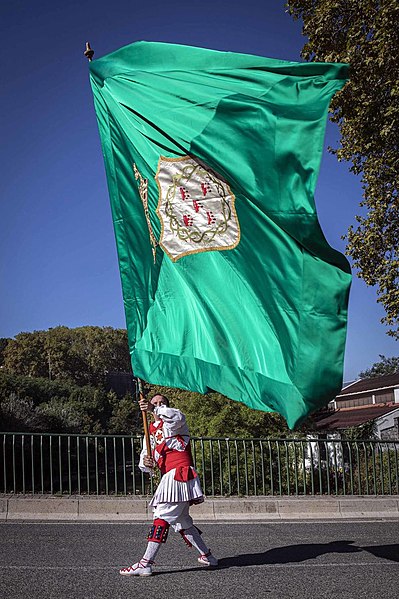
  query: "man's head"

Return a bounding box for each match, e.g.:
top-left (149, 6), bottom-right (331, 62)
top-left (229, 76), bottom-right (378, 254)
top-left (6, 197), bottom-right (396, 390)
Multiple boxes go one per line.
top-left (150, 394), bottom-right (169, 409)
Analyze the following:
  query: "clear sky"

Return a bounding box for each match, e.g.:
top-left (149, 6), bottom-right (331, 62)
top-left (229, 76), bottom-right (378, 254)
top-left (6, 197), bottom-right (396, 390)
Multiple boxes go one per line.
top-left (1, 0), bottom-right (397, 381)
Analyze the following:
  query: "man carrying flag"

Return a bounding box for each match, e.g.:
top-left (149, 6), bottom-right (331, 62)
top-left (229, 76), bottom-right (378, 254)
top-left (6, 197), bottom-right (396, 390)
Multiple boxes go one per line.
top-left (119, 393), bottom-right (218, 576)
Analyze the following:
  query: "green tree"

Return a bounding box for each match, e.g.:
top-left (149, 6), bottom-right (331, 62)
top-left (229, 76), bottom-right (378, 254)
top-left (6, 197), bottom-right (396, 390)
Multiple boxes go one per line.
top-left (3, 326), bottom-right (131, 386)
top-left (108, 394), bottom-right (142, 435)
top-left (0, 371), bottom-right (116, 434)
top-left (3, 331), bottom-right (48, 378)
top-left (287, 0), bottom-right (399, 337)
top-left (359, 354), bottom-right (399, 378)
top-left (0, 338), bottom-right (10, 367)
top-left (341, 420), bottom-right (377, 440)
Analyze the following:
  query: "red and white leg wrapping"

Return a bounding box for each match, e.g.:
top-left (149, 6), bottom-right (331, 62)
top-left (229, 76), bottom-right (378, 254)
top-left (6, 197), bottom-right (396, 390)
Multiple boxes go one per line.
top-left (147, 518), bottom-right (170, 543)
top-left (179, 525), bottom-right (208, 553)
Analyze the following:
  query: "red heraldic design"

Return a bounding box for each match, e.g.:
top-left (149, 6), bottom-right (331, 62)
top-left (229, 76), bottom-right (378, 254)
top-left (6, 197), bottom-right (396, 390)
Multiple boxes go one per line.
top-left (155, 155), bottom-right (240, 261)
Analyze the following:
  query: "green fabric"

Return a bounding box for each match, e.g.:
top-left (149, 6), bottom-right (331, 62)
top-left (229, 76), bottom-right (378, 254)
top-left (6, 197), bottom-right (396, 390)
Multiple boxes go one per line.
top-left (90, 41), bottom-right (351, 429)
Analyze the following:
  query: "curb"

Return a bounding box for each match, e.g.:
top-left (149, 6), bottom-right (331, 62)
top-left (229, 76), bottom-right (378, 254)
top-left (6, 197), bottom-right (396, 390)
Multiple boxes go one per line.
top-left (1, 495), bottom-right (399, 521)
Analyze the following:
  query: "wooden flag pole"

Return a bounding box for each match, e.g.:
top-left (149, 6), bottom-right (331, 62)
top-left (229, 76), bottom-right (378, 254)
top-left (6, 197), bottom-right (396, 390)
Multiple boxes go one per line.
top-left (137, 378), bottom-right (152, 456)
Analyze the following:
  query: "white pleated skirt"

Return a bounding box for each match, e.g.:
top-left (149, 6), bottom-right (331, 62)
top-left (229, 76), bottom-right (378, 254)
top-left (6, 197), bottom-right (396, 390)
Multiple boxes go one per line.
top-left (149, 467), bottom-right (204, 507)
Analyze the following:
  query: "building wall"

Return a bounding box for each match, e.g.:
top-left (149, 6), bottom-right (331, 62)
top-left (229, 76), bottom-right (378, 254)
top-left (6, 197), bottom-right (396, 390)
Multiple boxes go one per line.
top-left (336, 388), bottom-right (397, 409)
top-left (375, 408), bottom-right (399, 441)
top-left (337, 395), bottom-right (374, 408)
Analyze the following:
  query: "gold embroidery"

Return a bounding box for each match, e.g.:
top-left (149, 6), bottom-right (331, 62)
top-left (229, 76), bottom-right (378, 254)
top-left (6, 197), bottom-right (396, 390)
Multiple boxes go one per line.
top-left (133, 163), bottom-right (158, 263)
top-left (155, 155), bottom-right (240, 262)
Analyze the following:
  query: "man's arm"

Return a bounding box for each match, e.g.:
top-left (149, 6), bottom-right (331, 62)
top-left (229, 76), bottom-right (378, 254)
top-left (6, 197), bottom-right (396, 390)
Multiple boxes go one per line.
top-left (154, 405), bottom-right (186, 432)
top-left (139, 397), bottom-right (187, 433)
top-left (138, 443), bottom-right (155, 474)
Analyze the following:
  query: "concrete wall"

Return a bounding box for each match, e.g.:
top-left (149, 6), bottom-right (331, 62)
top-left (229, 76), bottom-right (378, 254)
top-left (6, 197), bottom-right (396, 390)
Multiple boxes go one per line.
top-left (1, 495), bottom-right (399, 521)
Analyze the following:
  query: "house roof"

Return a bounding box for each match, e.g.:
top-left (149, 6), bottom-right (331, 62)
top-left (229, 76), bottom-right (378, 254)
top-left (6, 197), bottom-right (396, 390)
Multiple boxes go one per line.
top-left (337, 373), bottom-right (399, 397)
top-left (314, 403), bottom-right (398, 430)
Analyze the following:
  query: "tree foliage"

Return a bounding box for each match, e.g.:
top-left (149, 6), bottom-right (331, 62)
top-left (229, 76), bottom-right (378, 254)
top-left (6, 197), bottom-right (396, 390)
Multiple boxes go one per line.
top-left (0, 371), bottom-right (141, 435)
top-left (287, 0), bottom-right (399, 337)
top-left (0, 338), bottom-right (10, 366)
top-left (3, 326), bottom-right (131, 386)
top-left (1, 326), bottom-right (293, 437)
top-left (359, 354), bottom-right (399, 378)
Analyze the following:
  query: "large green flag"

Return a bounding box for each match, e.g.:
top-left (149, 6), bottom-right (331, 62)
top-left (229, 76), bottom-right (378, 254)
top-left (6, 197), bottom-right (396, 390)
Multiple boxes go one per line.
top-left (90, 41), bottom-right (351, 429)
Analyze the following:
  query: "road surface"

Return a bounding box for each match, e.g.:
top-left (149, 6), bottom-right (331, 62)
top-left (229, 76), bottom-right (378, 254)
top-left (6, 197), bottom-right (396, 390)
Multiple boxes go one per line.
top-left (1, 520), bottom-right (398, 598)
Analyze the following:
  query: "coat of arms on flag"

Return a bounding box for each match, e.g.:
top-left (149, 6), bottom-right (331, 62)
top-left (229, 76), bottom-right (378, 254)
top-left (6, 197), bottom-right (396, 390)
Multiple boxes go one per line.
top-left (155, 155), bottom-right (240, 262)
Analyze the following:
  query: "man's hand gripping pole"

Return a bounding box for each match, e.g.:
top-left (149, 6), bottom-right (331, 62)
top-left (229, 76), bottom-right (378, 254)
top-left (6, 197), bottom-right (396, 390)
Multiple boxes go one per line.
top-left (138, 378), bottom-right (152, 456)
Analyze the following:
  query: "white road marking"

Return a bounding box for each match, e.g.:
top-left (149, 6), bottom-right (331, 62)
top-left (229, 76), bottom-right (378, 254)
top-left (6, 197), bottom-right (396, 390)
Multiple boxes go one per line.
top-left (1, 562), bottom-right (398, 571)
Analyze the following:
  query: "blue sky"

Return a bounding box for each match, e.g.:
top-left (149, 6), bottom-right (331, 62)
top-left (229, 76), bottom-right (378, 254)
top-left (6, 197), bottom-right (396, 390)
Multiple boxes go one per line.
top-left (1, 0), bottom-right (397, 381)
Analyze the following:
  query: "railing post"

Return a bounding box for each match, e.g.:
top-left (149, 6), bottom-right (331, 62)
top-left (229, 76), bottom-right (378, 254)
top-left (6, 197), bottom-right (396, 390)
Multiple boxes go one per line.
top-left (86, 436), bottom-right (90, 495)
top-left (234, 440), bottom-right (240, 496)
top-left (268, 440), bottom-right (274, 496)
top-left (386, 442), bottom-right (392, 495)
top-left (209, 439), bottom-right (215, 496)
top-left (2, 435), bottom-right (6, 494)
top-left (251, 440), bottom-right (257, 496)
top-left (59, 436), bottom-right (63, 494)
top-left (276, 441), bottom-right (282, 495)
top-left (243, 440), bottom-right (249, 496)
top-left (122, 437), bottom-right (127, 496)
top-left (12, 434), bottom-right (16, 494)
top-left (95, 437), bottom-right (99, 495)
top-left (226, 439), bottom-right (232, 496)
top-left (260, 440), bottom-right (266, 496)
top-left (68, 436), bottom-right (72, 495)
top-left (113, 437), bottom-right (118, 495)
top-left (309, 441), bottom-right (315, 496)
top-left (363, 442), bottom-right (369, 495)
top-left (31, 435), bottom-right (35, 495)
top-left (217, 439), bottom-right (223, 496)
top-left (293, 441), bottom-right (299, 496)
top-left (301, 441), bottom-right (306, 495)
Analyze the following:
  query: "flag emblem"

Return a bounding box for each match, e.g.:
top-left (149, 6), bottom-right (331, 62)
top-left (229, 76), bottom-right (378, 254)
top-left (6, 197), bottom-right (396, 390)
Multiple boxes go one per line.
top-left (155, 155), bottom-right (240, 261)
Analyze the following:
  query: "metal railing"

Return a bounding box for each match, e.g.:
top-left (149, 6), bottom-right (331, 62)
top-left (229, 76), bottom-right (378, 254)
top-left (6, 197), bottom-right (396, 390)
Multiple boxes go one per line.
top-left (1, 432), bottom-right (398, 496)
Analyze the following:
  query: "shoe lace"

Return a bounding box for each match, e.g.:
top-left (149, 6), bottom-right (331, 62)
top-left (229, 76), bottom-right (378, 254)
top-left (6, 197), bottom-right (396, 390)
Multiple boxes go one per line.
top-left (139, 558), bottom-right (155, 567)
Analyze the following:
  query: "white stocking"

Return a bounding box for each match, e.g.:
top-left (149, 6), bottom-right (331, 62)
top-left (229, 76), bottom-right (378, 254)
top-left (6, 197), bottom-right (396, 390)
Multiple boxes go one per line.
top-left (182, 526), bottom-right (209, 555)
top-left (142, 541), bottom-right (161, 563)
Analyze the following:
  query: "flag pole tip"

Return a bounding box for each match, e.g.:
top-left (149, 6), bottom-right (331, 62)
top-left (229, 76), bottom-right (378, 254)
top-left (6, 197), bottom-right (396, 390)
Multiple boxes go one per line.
top-left (84, 41), bottom-right (94, 62)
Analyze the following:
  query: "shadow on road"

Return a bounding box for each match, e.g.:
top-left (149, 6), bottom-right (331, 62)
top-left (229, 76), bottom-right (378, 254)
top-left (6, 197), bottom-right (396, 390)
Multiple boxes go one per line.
top-left (362, 544), bottom-right (399, 562)
top-left (155, 541), bottom-right (399, 575)
top-left (217, 540), bottom-right (399, 568)
top-left (218, 540), bottom-right (359, 567)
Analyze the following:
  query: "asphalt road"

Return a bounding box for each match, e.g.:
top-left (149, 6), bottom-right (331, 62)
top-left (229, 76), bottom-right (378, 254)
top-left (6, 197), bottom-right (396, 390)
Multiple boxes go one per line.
top-left (0, 520), bottom-right (398, 599)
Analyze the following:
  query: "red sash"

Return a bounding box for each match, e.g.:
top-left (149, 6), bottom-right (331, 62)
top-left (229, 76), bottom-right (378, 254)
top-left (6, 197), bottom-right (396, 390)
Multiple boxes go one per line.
top-left (150, 421), bottom-right (196, 481)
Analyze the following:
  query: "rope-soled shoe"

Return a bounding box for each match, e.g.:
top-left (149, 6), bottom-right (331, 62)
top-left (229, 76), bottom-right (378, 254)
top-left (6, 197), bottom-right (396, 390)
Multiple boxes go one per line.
top-left (119, 559), bottom-right (154, 576)
top-left (198, 550), bottom-right (218, 567)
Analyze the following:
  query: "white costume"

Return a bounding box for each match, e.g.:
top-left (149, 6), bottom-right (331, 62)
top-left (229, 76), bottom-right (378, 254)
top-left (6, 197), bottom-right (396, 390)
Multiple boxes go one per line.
top-left (139, 405), bottom-right (203, 530)
top-left (119, 401), bottom-right (218, 576)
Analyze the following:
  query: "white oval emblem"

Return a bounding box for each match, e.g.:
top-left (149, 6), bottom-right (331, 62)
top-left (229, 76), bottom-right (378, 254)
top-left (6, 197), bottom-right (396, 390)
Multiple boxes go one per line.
top-left (155, 156), bottom-right (240, 262)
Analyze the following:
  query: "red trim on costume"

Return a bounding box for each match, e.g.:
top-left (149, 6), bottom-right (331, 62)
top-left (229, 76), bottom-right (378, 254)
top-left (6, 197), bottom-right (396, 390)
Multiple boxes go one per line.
top-left (174, 465), bottom-right (197, 482)
top-left (147, 518), bottom-right (170, 544)
top-left (179, 529), bottom-right (193, 548)
top-left (149, 419), bottom-right (196, 480)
